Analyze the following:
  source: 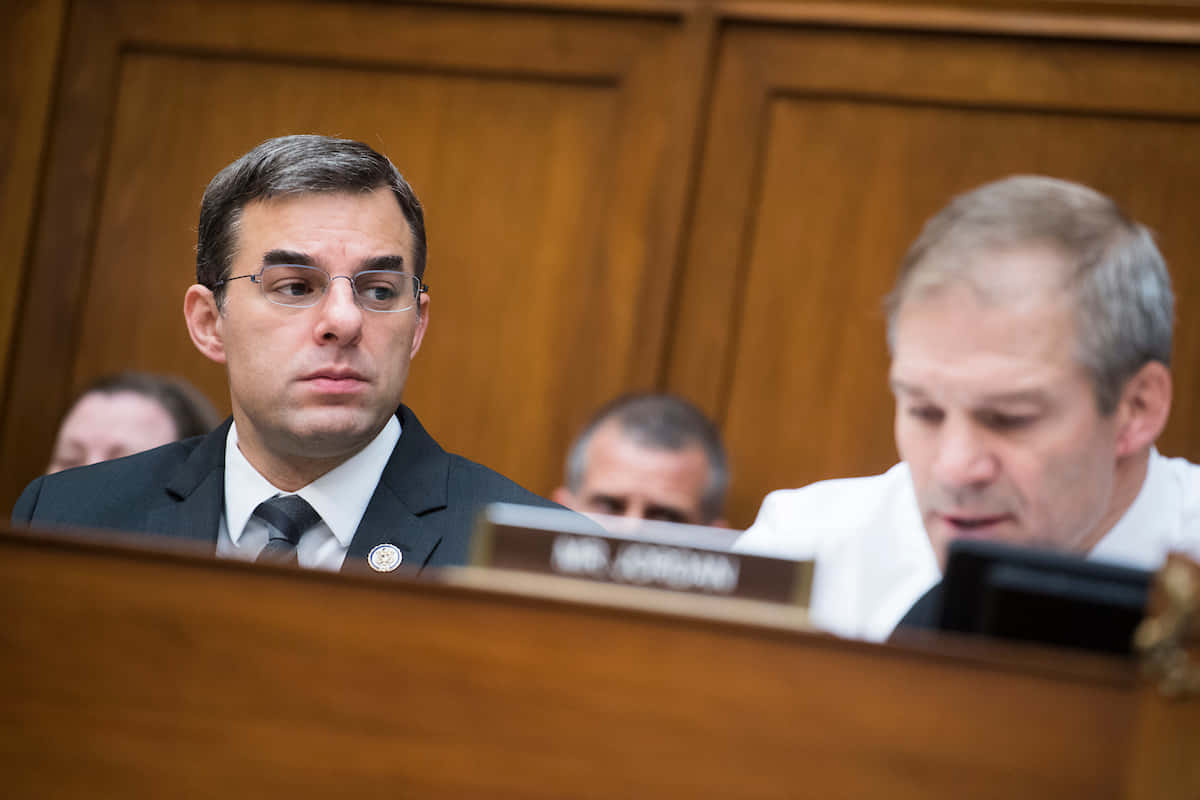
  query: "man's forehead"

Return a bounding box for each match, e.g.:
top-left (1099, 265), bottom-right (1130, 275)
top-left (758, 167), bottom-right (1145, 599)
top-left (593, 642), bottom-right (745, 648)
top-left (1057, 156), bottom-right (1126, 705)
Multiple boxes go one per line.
top-left (237, 188), bottom-right (410, 232)
top-left (235, 189), bottom-right (414, 264)
top-left (584, 427), bottom-right (709, 482)
top-left (890, 279), bottom-right (1086, 400)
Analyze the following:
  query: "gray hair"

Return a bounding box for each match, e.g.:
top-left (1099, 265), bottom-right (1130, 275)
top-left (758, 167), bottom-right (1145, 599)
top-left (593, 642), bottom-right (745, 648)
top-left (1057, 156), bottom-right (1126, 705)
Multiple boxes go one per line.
top-left (565, 393), bottom-right (729, 523)
top-left (197, 135), bottom-right (426, 307)
top-left (886, 175), bottom-right (1174, 414)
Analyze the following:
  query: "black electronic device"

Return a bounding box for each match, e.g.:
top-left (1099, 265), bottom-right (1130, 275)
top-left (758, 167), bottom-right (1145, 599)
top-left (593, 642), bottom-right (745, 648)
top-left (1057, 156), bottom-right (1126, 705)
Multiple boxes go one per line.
top-left (937, 539), bottom-right (1152, 655)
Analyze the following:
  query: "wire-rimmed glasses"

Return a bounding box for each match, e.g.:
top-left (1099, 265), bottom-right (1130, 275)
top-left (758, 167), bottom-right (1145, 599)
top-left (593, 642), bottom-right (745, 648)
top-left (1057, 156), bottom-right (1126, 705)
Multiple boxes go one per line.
top-left (215, 264), bottom-right (427, 312)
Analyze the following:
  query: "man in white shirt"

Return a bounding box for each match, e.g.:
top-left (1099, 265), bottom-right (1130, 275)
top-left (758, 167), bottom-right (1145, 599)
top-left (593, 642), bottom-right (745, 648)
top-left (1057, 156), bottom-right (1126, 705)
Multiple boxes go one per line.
top-left (737, 175), bottom-right (1200, 641)
top-left (14, 135), bottom-right (557, 571)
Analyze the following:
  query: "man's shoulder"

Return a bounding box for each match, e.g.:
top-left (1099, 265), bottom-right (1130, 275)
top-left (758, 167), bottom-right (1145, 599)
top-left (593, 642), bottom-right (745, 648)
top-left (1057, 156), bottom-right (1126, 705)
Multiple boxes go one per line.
top-left (1156, 451), bottom-right (1200, 488)
top-left (735, 463), bottom-right (918, 559)
top-left (443, 453), bottom-right (559, 510)
top-left (393, 448), bottom-right (563, 567)
top-left (12, 438), bottom-right (203, 526)
top-left (736, 463), bottom-right (936, 642)
top-left (392, 406), bottom-right (558, 511)
top-left (752, 462), bottom-right (916, 531)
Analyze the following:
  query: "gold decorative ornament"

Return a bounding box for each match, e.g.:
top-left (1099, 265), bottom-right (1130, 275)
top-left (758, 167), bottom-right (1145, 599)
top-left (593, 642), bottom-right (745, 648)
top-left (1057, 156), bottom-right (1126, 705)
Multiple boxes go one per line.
top-left (1134, 557), bottom-right (1200, 699)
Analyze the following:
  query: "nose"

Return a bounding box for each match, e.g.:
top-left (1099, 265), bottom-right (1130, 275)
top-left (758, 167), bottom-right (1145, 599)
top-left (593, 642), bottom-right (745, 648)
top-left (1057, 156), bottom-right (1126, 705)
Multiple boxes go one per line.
top-left (931, 418), bottom-right (998, 489)
top-left (608, 509), bottom-right (645, 535)
top-left (312, 275), bottom-right (363, 345)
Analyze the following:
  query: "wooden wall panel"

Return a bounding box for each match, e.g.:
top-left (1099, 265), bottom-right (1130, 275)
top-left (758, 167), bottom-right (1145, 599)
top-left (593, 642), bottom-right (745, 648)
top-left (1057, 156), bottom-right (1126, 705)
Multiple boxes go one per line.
top-left (0, 0), bottom-right (65, 402)
top-left (674, 25), bottom-right (1200, 527)
top-left (0, 0), bottom-right (697, 509)
top-left (7, 0), bottom-right (1200, 531)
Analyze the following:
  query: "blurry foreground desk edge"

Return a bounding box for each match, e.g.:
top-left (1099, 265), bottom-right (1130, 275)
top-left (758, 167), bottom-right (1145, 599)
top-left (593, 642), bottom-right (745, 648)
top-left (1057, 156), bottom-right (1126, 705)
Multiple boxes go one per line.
top-left (1, 524), bottom-right (1195, 799)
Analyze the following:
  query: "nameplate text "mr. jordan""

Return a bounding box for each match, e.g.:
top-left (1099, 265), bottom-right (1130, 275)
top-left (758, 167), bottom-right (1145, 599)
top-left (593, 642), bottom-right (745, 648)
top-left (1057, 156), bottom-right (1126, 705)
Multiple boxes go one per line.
top-left (472, 504), bottom-right (812, 606)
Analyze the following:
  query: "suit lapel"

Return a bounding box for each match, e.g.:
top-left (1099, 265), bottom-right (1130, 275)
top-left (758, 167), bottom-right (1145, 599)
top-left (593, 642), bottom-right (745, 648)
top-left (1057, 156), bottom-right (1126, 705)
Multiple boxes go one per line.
top-left (143, 419), bottom-right (229, 546)
top-left (137, 412), bottom-right (451, 567)
top-left (346, 406), bottom-right (448, 570)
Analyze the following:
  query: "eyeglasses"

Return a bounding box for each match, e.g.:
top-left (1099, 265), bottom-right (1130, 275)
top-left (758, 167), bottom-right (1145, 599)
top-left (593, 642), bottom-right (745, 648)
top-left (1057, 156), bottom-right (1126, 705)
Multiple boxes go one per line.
top-left (215, 265), bottom-right (428, 313)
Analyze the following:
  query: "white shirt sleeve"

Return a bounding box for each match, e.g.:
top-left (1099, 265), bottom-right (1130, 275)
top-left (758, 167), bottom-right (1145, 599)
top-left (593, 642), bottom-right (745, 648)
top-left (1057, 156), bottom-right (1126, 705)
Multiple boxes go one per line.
top-left (734, 489), bottom-right (822, 560)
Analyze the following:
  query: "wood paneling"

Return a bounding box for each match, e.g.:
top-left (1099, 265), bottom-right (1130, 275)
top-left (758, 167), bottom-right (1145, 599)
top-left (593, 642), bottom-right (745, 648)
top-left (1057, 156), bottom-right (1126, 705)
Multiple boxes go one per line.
top-left (0, 0), bottom-right (698, 507)
top-left (0, 0), bottom-right (65, 401)
top-left (5, 0), bottom-right (1200, 531)
top-left (1, 527), bottom-right (1156, 798)
top-left (673, 23), bottom-right (1200, 526)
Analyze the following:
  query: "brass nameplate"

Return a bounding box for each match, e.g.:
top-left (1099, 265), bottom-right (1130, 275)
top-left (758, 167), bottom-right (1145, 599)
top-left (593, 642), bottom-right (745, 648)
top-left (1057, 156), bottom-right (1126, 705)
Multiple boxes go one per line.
top-left (472, 504), bottom-right (812, 607)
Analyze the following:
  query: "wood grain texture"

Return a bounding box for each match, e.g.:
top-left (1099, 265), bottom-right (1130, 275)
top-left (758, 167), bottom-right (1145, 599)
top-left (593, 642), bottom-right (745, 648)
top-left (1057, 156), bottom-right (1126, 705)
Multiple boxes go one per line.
top-left (719, 0), bottom-right (1200, 40)
top-left (0, 527), bottom-right (1153, 798)
top-left (0, 0), bottom-right (124, 504)
top-left (0, 0), bottom-right (65, 403)
top-left (672, 23), bottom-right (1200, 527)
top-left (7, 0), bottom-right (1200, 532)
top-left (402, 0), bottom-right (1200, 39)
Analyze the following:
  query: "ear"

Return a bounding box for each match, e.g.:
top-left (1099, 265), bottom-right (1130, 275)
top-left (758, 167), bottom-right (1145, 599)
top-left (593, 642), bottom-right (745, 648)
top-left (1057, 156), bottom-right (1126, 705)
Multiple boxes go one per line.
top-left (1114, 361), bottom-right (1172, 458)
top-left (184, 284), bottom-right (227, 364)
top-left (410, 291), bottom-right (430, 359)
top-left (551, 486), bottom-right (577, 510)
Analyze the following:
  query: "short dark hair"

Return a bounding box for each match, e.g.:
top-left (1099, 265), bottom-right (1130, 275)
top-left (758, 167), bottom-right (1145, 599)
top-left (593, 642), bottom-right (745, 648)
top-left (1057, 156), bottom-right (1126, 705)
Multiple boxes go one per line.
top-left (565, 393), bottom-right (729, 523)
top-left (197, 135), bottom-right (426, 305)
top-left (73, 371), bottom-right (221, 439)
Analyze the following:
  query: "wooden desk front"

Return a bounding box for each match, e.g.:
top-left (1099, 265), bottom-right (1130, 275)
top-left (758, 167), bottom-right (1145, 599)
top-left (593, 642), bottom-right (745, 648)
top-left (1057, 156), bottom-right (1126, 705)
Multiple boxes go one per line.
top-left (0, 527), bottom-right (1189, 798)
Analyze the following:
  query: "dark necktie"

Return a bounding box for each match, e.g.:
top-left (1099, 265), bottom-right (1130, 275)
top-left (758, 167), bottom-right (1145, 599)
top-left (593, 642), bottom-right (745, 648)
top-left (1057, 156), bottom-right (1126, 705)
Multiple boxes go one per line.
top-left (252, 494), bottom-right (321, 565)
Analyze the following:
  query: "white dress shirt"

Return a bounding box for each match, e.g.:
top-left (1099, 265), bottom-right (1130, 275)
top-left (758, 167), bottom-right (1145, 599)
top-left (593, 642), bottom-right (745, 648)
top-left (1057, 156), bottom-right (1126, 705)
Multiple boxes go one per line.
top-left (216, 416), bottom-right (401, 570)
top-left (735, 450), bottom-right (1200, 642)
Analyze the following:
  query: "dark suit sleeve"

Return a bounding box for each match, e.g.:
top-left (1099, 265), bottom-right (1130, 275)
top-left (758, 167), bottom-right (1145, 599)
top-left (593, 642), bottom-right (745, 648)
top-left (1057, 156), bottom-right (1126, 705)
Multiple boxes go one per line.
top-left (12, 476), bottom-right (44, 523)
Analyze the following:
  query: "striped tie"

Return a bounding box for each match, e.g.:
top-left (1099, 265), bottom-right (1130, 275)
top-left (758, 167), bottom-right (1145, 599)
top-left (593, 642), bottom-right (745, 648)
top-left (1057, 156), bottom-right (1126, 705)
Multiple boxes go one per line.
top-left (252, 494), bottom-right (321, 565)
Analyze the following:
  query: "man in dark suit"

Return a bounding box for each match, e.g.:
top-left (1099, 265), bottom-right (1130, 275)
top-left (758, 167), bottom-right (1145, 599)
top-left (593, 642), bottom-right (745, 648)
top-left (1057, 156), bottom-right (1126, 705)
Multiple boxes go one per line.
top-left (13, 134), bottom-right (556, 572)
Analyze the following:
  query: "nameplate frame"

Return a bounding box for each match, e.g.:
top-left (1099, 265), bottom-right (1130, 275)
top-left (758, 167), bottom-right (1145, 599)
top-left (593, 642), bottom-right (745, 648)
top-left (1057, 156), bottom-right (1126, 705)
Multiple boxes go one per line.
top-left (472, 503), bottom-right (813, 607)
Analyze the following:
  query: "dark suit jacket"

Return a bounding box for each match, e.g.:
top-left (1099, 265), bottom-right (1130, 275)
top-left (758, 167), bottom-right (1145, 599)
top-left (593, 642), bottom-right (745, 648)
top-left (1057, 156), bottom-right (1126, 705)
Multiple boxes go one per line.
top-left (12, 405), bottom-right (558, 570)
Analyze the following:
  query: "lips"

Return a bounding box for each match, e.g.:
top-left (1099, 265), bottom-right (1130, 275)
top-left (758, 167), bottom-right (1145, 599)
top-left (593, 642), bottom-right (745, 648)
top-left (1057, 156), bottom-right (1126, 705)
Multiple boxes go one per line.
top-left (935, 512), bottom-right (1013, 537)
top-left (301, 368), bottom-right (368, 394)
top-left (303, 366), bottom-right (366, 380)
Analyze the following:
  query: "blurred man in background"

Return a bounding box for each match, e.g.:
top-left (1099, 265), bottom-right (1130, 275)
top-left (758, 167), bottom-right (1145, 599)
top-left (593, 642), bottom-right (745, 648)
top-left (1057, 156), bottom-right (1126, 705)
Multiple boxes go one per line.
top-left (554, 393), bottom-right (729, 528)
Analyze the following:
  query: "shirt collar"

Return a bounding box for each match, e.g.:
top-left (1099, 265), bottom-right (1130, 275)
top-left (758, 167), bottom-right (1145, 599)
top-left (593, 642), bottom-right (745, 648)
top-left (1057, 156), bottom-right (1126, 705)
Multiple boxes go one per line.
top-left (223, 416), bottom-right (401, 548)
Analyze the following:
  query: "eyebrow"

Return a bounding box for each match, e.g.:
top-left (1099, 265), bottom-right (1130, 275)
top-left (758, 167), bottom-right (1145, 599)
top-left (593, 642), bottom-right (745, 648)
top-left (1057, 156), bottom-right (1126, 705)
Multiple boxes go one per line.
top-left (260, 250), bottom-right (407, 272)
top-left (889, 378), bottom-right (924, 398)
top-left (362, 254), bottom-right (407, 272)
top-left (976, 390), bottom-right (1051, 407)
top-left (262, 249), bottom-right (315, 267)
top-left (645, 504), bottom-right (690, 521)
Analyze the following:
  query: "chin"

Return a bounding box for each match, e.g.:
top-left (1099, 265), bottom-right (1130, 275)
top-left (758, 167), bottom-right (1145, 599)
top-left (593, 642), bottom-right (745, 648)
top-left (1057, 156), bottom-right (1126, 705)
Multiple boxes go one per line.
top-left (927, 518), bottom-right (1024, 568)
top-left (289, 411), bottom-right (384, 450)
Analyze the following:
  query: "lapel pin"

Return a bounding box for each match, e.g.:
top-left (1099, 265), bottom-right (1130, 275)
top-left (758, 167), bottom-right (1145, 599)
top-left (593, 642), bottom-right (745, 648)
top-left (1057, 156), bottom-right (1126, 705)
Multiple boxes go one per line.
top-left (368, 543), bottom-right (403, 572)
